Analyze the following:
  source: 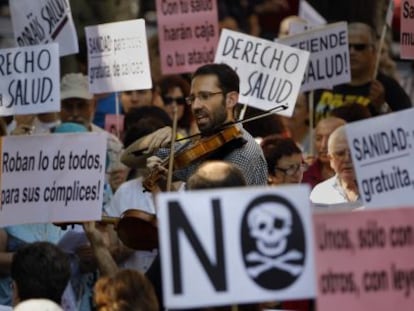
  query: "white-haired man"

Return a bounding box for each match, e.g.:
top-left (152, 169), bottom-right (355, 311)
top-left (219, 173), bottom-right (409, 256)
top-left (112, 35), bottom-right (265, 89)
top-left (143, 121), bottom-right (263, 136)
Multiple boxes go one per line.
top-left (310, 125), bottom-right (360, 205)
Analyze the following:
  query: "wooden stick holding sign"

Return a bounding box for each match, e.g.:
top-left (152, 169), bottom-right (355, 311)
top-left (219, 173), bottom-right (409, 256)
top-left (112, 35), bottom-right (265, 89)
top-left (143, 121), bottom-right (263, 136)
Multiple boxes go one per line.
top-left (372, 0), bottom-right (394, 79)
top-left (114, 92), bottom-right (122, 139)
top-left (372, 26), bottom-right (387, 79)
top-left (308, 90), bottom-right (315, 158)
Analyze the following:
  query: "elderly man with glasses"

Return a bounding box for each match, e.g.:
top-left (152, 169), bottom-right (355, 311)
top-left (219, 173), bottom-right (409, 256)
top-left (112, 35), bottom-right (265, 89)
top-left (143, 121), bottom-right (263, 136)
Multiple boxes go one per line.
top-left (310, 125), bottom-right (361, 206)
top-left (314, 22), bottom-right (411, 123)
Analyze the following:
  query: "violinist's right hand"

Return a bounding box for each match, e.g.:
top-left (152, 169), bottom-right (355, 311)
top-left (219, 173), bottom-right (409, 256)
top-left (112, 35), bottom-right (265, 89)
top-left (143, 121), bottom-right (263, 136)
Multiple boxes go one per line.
top-left (145, 126), bottom-right (172, 153)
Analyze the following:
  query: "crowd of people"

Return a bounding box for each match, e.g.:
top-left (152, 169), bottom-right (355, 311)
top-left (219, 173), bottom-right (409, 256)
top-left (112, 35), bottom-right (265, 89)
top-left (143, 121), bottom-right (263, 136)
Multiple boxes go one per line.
top-left (0, 0), bottom-right (412, 310)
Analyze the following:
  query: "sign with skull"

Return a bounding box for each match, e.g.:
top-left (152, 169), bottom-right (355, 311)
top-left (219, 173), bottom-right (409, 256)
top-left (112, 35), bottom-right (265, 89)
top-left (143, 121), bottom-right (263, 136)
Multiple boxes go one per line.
top-left (241, 195), bottom-right (306, 289)
top-left (156, 185), bottom-right (315, 309)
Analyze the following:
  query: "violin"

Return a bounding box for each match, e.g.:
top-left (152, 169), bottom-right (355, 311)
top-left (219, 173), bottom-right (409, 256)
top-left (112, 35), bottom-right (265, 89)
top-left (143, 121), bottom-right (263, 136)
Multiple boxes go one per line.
top-left (54, 209), bottom-right (158, 251)
top-left (112, 209), bottom-right (158, 250)
top-left (143, 124), bottom-right (243, 191)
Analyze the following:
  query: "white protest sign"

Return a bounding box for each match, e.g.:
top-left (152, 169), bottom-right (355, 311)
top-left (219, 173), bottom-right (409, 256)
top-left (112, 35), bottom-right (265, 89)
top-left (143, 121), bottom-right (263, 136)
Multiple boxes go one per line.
top-left (0, 132), bottom-right (106, 226)
top-left (9, 0), bottom-right (78, 56)
top-left (85, 19), bottom-right (152, 94)
top-left (0, 43), bottom-right (60, 116)
top-left (299, 0), bottom-right (327, 26)
top-left (278, 22), bottom-right (350, 92)
top-left (345, 108), bottom-right (414, 208)
top-left (157, 185), bottom-right (315, 309)
top-left (215, 29), bottom-right (310, 117)
top-left (288, 20), bottom-right (312, 36)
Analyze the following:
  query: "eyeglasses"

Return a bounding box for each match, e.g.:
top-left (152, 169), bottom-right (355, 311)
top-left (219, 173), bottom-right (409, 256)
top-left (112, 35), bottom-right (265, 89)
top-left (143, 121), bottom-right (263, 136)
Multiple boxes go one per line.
top-left (348, 43), bottom-right (372, 51)
top-left (275, 162), bottom-right (308, 176)
top-left (163, 96), bottom-right (186, 106)
top-left (185, 91), bottom-right (223, 105)
top-left (330, 149), bottom-right (352, 160)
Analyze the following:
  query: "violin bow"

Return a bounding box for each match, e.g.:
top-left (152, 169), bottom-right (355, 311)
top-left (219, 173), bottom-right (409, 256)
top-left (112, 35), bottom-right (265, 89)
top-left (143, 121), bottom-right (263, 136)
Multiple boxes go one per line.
top-left (166, 102), bottom-right (179, 191)
top-left (234, 103), bottom-right (289, 125)
top-left (130, 103), bottom-right (289, 157)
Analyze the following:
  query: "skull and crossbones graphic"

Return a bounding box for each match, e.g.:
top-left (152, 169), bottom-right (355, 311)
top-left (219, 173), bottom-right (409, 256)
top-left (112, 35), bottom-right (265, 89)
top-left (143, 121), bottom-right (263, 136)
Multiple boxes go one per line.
top-left (245, 202), bottom-right (303, 278)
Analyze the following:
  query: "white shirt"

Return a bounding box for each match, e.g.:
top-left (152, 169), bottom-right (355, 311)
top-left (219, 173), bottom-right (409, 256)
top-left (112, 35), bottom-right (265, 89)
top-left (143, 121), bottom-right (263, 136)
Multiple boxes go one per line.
top-left (310, 175), bottom-right (363, 209)
top-left (107, 177), bottom-right (157, 272)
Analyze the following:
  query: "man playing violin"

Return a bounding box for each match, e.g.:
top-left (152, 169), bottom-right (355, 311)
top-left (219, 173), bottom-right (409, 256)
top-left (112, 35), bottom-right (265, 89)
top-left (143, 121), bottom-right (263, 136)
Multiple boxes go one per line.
top-left (143, 63), bottom-right (268, 186)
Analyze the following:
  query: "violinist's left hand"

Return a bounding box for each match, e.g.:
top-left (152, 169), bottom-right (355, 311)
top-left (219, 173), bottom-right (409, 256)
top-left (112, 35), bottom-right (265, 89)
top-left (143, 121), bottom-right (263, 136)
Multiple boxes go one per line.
top-left (145, 156), bottom-right (168, 193)
top-left (147, 156), bottom-right (167, 172)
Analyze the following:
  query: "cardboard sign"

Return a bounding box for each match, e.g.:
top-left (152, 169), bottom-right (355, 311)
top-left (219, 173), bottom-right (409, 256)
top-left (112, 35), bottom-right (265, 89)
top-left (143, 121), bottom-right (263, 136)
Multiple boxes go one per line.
top-left (9, 0), bottom-right (78, 56)
top-left (0, 132), bottom-right (106, 226)
top-left (156, 0), bottom-right (219, 75)
top-left (85, 19), bottom-right (152, 94)
top-left (400, 0), bottom-right (414, 59)
top-left (299, 0), bottom-right (327, 26)
top-left (156, 185), bottom-right (315, 309)
top-left (345, 108), bottom-right (414, 208)
top-left (214, 29), bottom-right (310, 117)
top-left (278, 22), bottom-right (350, 92)
top-left (314, 207), bottom-right (414, 311)
top-left (0, 43), bottom-right (60, 116)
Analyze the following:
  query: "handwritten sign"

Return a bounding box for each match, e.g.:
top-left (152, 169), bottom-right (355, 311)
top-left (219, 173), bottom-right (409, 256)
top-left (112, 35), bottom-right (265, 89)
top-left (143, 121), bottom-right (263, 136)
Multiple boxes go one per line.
top-left (278, 22), bottom-right (350, 92)
top-left (0, 43), bottom-right (60, 116)
top-left (157, 185), bottom-right (315, 309)
top-left (156, 0), bottom-right (219, 75)
top-left (215, 29), bottom-right (310, 117)
top-left (9, 0), bottom-right (78, 56)
top-left (0, 132), bottom-right (106, 226)
top-left (400, 0), bottom-right (414, 59)
top-left (345, 108), bottom-right (414, 208)
top-left (314, 207), bottom-right (414, 311)
top-left (85, 19), bottom-right (152, 94)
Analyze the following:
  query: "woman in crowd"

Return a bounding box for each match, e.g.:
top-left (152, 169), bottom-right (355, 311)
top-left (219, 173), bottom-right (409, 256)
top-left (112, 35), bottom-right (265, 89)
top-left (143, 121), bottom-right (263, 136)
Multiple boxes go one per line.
top-left (261, 135), bottom-right (307, 185)
top-left (158, 75), bottom-right (196, 136)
